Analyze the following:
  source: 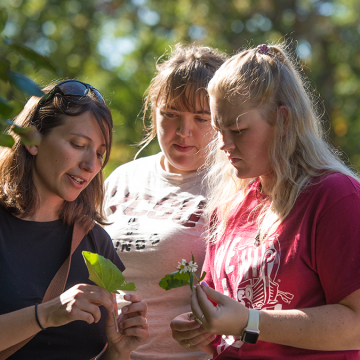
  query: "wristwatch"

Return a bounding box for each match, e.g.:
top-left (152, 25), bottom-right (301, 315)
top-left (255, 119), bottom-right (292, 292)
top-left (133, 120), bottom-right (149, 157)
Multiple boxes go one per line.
top-left (241, 308), bottom-right (260, 344)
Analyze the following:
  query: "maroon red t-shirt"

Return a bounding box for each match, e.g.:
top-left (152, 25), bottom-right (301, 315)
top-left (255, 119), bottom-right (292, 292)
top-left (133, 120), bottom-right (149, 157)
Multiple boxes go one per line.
top-left (203, 173), bottom-right (360, 359)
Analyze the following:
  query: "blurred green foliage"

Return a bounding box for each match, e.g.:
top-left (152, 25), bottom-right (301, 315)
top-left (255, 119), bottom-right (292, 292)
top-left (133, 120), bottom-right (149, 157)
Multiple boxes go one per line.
top-left (1, 0), bottom-right (360, 175)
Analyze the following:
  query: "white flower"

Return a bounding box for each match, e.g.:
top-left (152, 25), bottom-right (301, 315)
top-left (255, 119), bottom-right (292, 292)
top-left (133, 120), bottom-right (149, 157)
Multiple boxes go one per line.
top-left (188, 261), bottom-right (198, 273)
top-left (177, 259), bottom-right (190, 273)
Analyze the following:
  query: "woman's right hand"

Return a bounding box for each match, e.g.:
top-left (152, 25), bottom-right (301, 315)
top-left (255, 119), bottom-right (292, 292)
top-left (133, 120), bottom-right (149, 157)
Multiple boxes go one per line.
top-left (38, 283), bottom-right (115, 328)
top-left (170, 312), bottom-right (215, 354)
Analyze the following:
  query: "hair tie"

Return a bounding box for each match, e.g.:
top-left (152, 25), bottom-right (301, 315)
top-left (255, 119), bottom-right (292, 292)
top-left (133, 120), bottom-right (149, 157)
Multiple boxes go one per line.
top-left (257, 44), bottom-right (269, 54)
top-left (35, 303), bottom-right (46, 331)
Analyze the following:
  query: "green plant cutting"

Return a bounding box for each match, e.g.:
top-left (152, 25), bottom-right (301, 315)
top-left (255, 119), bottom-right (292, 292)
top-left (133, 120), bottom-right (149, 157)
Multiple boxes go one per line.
top-left (82, 251), bottom-right (136, 332)
top-left (159, 253), bottom-right (206, 291)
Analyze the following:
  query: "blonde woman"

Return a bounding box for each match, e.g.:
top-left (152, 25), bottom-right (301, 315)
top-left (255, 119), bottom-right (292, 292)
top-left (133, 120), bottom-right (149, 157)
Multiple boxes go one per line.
top-left (171, 43), bottom-right (360, 359)
top-left (104, 44), bottom-right (226, 359)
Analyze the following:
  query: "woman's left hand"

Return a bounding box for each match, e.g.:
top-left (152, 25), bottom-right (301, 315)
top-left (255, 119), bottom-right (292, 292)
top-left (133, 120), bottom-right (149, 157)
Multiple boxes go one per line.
top-left (191, 282), bottom-right (249, 337)
top-left (102, 294), bottom-right (149, 359)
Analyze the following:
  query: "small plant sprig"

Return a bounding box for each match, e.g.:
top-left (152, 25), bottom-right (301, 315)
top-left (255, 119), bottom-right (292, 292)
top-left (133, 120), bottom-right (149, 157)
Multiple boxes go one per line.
top-left (159, 253), bottom-right (206, 291)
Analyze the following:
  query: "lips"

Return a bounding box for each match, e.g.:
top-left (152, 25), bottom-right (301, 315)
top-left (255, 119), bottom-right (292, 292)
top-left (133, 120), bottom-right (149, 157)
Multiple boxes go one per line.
top-left (173, 144), bottom-right (195, 153)
top-left (227, 155), bottom-right (242, 164)
top-left (67, 174), bottom-right (86, 186)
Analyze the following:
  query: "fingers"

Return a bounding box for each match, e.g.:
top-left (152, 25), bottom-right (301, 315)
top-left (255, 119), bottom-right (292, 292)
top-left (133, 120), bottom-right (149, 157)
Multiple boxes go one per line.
top-left (119, 314), bottom-right (148, 333)
top-left (121, 299), bottom-right (148, 318)
top-left (170, 312), bottom-right (201, 332)
top-left (171, 312), bottom-right (213, 351)
top-left (181, 332), bottom-right (216, 351)
top-left (46, 284), bottom-right (115, 328)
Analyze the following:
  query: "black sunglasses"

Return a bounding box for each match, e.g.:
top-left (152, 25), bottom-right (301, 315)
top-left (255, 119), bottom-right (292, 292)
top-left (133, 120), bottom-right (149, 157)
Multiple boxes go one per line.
top-left (38, 80), bottom-right (105, 106)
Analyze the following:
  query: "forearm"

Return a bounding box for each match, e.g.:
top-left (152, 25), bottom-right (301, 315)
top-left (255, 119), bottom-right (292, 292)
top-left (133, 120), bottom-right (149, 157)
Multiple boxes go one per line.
top-left (259, 303), bottom-right (360, 350)
top-left (0, 305), bottom-right (41, 351)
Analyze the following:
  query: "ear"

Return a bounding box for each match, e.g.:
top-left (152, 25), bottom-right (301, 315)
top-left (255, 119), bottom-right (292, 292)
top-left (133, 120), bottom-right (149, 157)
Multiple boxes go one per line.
top-left (24, 144), bottom-right (39, 156)
top-left (278, 105), bottom-right (289, 136)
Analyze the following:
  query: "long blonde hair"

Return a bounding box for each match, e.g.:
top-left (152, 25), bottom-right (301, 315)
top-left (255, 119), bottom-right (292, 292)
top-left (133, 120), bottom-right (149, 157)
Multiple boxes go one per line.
top-left (206, 42), bottom-right (359, 243)
top-left (136, 43), bottom-right (227, 157)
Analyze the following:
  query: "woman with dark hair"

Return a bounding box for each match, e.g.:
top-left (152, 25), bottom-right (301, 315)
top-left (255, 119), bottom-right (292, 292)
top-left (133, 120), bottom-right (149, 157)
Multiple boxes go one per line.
top-left (0, 80), bottom-right (149, 360)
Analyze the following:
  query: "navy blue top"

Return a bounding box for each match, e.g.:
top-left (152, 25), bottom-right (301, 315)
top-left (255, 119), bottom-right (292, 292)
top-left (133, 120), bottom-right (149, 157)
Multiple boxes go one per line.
top-left (0, 205), bottom-right (125, 359)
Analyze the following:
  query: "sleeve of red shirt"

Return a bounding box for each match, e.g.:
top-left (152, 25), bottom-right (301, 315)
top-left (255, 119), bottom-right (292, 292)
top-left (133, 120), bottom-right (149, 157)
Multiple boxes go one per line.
top-left (315, 191), bottom-right (360, 304)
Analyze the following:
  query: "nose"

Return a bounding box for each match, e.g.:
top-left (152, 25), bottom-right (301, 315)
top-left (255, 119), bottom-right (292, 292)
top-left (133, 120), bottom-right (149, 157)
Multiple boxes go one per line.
top-left (80, 151), bottom-right (98, 173)
top-left (175, 116), bottom-right (192, 138)
top-left (219, 131), bottom-right (235, 152)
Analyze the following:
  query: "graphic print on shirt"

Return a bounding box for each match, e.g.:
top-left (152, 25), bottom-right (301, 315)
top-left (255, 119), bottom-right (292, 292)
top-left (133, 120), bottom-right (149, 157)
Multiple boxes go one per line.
top-left (215, 235), bottom-right (294, 354)
top-left (108, 188), bottom-right (206, 252)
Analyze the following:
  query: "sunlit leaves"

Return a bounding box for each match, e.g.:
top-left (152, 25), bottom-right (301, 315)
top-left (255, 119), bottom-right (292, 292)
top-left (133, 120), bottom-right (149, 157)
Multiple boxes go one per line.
top-left (5, 38), bottom-right (57, 73)
top-left (82, 251), bottom-right (136, 293)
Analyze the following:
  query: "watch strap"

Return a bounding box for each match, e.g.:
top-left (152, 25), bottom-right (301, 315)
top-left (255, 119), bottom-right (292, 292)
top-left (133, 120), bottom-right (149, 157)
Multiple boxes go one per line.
top-left (246, 308), bottom-right (260, 331)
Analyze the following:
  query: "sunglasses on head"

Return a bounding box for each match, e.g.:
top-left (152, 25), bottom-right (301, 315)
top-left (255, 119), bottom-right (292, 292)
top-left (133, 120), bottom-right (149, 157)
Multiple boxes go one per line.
top-left (38, 80), bottom-right (105, 106)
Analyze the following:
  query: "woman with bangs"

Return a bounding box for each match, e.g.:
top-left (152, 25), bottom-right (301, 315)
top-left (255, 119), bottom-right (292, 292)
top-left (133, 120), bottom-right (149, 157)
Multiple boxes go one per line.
top-left (104, 44), bottom-right (226, 359)
top-left (0, 80), bottom-right (149, 360)
top-left (171, 43), bottom-right (360, 359)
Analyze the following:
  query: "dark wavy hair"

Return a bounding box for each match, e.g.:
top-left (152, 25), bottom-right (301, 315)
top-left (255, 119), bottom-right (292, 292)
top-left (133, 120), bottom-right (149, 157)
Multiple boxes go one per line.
top-left (0, 81), bottom-right (113, 233)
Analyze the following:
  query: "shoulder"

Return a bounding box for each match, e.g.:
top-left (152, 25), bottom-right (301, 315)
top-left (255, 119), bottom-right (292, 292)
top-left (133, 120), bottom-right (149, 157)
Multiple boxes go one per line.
top-left (105, 153), bottom-right (161, 186)
top-left (298, 172), bottom-right (360, 213)
top-left (309, 172), bottom-right (360, 198)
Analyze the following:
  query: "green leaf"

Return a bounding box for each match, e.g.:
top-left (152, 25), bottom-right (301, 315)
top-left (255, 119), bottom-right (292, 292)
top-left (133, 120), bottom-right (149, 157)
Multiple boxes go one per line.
top-left (0, 132), bottom-right (14, 148)
top-left (159, 271), bottom-right (190, 291)
top-left (7, 70), bottom-right (43, 97)
top-left (5, 38), bottom-right (57, 73)
top-left (189, 272), bottom-right (194, 291)
top-left (0, 8), bottom-right (7, 34)
top-left (192, 252), bottom-right (195, 263)
top-left (199, 271), bottom-right (206, 282)
top-left (82, 251), bottom-right (136, 293)
top-left (0, 96), bottom-right (13, 117)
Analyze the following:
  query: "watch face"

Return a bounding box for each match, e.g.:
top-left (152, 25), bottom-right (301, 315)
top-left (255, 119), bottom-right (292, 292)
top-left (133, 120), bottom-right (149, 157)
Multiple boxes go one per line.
top-left (241, 329), bottom-right (260, 344)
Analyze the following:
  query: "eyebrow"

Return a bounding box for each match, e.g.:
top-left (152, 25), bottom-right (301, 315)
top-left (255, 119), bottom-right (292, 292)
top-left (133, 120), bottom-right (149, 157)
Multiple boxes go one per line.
top-left (70, 133), bottom-right (106, 147)
top-left (163, 105), bottom-right (211, 115)
top-left (214, 116), bottom-right (246, 130)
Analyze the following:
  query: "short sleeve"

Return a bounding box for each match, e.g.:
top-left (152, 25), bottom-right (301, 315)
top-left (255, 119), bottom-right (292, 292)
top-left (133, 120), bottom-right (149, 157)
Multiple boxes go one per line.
top-left (91, 224), bottom-right (125, 272)
top-left (316, 192), bottom-right (360, 304)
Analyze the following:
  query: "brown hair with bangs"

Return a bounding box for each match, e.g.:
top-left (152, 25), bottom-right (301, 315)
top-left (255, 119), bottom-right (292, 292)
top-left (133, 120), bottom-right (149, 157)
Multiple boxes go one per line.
top-left (0, 81), bottom-right (113, 233)
top-left (136, 43), bottom-right (227, 157)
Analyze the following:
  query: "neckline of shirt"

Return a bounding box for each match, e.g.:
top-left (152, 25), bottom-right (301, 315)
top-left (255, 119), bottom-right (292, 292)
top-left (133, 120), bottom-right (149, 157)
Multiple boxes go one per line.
top-left (155, 153), bottom-right (206, 184)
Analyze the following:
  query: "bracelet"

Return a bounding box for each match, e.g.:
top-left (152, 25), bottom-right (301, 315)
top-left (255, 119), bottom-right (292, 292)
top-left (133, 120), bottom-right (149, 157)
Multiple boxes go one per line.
top-left (35, 303), bottom-right (46, 331)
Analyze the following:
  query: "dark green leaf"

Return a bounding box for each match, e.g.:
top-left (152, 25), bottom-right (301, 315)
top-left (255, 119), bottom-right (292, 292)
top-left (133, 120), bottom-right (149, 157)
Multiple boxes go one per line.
top-left (189, 272), bottom-right (194, 291)
top-left (0, 96), bottom-right (13, 117)
top-left (0, 132), bottom-right (14, 148)
top-left (12, 125), bottom-right (42, 145)
top-left (6, 39), bottom-right (57, 73)
top-left (0, 59), bottom-right (9, 82)
top-left (159, 271), bottom-right (190, 291)
top-left (7, 70), bottom-right (43, 97)
top-left (199, 271), bottom-right (206, 282)
top-left (191, 252), bottom-right (195, 263)
top-left (0, 8), bottom-right (7, 34)
top-left (82, 251), bottom-right (136, 293)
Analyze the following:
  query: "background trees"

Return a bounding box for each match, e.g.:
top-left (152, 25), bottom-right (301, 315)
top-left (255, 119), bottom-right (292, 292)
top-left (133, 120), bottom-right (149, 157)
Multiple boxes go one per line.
top-left (1, 0), bottom-right (360, 176)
